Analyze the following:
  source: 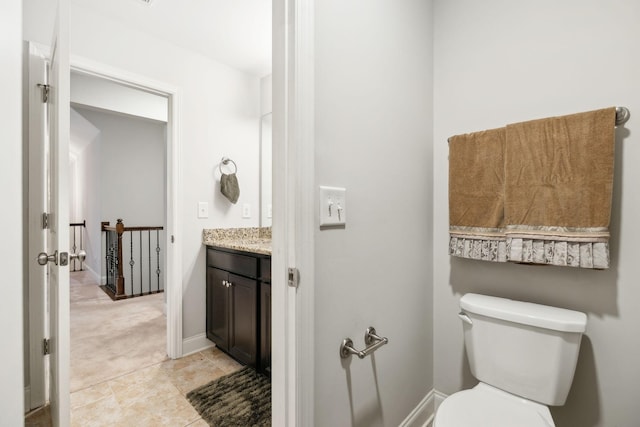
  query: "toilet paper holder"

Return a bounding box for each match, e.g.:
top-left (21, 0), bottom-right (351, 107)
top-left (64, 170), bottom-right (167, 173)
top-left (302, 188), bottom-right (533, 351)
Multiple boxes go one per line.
top-left (340, 326), bottom-right (388, 359)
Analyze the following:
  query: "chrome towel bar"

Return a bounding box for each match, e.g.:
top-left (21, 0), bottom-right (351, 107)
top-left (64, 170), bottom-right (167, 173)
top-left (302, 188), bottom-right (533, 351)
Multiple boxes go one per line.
top-left (340, 327), bottom-right (389, 359)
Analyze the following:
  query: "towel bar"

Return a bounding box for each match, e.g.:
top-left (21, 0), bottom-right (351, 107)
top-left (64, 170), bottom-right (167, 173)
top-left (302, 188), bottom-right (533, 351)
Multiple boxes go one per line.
top-left (340, 327), bottom-right (389, 359)
top-left (616, 107), bottom-right (630, 126)
top-left (448, 107), bottom-right (630, 144)
top-left (219, 157), bottom-right (238, 174)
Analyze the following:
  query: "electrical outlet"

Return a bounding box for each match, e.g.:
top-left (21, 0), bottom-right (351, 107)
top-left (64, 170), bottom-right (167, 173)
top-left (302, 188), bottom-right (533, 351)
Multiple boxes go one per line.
top-left (242, 203), bottom-right (251, 218)
top-left (198, 202), bottom-right (209, 219)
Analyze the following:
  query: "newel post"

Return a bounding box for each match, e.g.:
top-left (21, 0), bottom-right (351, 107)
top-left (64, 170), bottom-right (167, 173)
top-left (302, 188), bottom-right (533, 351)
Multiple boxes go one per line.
top-left (115, 218), bottom-right (125, 298)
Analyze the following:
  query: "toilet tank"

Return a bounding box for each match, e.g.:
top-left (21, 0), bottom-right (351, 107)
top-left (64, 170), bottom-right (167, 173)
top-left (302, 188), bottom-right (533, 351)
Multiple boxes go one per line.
top-left (459, 293), bottom-right (587, 406)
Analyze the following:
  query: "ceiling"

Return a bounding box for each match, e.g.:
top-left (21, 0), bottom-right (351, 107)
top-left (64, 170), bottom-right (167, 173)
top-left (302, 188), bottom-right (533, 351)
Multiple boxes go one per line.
top-left (70, 0), bottom-right (272, 77)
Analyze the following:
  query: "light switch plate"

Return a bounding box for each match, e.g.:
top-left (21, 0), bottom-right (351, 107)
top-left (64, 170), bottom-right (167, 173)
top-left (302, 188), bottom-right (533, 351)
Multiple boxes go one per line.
top-left (197, 202), bottom-right (209, 219)
top-left (319, 186), bottom-right (346, 227)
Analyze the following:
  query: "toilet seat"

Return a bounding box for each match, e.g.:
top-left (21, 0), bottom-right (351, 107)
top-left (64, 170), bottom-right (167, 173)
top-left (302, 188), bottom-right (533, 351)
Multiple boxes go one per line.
top-left (434, 383), bottom-right (555, 427)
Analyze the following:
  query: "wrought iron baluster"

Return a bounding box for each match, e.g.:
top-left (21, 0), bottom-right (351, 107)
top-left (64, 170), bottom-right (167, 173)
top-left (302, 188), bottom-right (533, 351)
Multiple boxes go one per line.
top-left (139, 230), bottom-right (143, 295)
top-left (156, 230), bottom-right (161, 292)
top-left (79, 223), bottom-right (84, 271)
top-left (148, 232), bottom-right (152, 295)
top-left (129, 231), bottom-right (135, 296)
top-left (71, 226), bottom-right (77, 271)
top-left (105, 230), bottom-right (110, 289)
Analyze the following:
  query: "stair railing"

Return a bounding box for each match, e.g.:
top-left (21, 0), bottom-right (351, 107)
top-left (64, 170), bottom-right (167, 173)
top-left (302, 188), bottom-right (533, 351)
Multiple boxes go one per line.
top-left (101, 218), bottom-right (164, 300)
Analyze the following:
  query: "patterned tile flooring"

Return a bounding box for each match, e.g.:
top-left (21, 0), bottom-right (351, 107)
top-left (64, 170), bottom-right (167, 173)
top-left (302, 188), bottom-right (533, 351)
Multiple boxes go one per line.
top-left (26, 271), bottom-right (242, 426)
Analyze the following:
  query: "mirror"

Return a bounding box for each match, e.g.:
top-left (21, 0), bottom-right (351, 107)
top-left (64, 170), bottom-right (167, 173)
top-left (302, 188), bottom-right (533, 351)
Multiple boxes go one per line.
top-left (260, 112), bottom-right (273, 227)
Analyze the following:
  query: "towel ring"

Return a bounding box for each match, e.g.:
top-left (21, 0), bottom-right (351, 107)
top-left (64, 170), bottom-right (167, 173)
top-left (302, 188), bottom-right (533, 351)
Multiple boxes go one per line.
top-left (219, 157), bottom-right (237, 175)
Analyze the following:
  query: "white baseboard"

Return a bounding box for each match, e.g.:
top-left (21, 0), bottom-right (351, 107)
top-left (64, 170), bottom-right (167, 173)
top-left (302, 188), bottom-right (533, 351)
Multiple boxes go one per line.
top-left (433, 390), bottom-right (447, 414)
top-left (400, 389), bottom-right (435, 427)
top-left (181, 333), bottom-right (215, 357)
top-left (399, 389), bottom-right (449, 427)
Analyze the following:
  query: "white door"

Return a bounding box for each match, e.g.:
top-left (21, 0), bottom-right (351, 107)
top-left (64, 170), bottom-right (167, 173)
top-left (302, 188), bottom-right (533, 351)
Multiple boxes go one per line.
top-left (38, 1), bottom-right (71, 425)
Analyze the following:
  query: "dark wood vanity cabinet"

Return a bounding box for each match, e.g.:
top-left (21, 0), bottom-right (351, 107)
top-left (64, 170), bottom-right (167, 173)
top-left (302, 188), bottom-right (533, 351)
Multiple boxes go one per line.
top-left (206, 246), bottom-right (270, 374)
top-left (259, 258), bottom-right (271, 377)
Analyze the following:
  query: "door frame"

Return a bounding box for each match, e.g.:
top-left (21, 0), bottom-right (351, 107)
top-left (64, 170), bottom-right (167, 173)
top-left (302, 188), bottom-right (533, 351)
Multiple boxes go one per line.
top-left (272, 0), bottom-right (315, 424)
top-left (68, 55), bottom-right (183, 359)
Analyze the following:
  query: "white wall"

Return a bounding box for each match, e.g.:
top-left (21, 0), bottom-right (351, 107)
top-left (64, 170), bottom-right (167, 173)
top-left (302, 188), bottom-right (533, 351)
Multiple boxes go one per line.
top-left (23, 1), bottom-right (262, 340)
top-left (1, 0), bottom-right (25, 424)
top-left (433, 1), bottom-right (640, 426)
top-left (260, 74), bottom-right (272, 227)
top-left (314, 1), bottom-right (434, 425)
top-left (71, 72), bottom-right (168, 122)
top-left (72, 116), bottom-right (102, 275)
top-left (260, 74), bottom-right (272, 116)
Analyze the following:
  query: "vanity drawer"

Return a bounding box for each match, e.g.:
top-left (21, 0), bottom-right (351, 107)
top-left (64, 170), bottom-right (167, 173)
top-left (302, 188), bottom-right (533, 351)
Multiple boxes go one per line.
top-left (207, 248), bottom-right (258, 278)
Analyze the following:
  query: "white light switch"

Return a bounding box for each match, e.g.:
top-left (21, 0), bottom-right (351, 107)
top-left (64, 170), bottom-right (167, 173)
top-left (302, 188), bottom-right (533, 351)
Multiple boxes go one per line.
top-left (198, 202), bottom-right (209, 219)
top-left (319, 186), bottom-right (346, 227)
top-left (242, 203), bottom-right (251, 218)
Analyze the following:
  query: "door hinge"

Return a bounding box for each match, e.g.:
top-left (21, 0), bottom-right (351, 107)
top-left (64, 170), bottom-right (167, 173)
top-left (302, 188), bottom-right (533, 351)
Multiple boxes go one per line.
top-left (288, 267), bottom-right (299, 288)
top-left (37, 83), bottom-right (50, 103)
top-left (42, 212), bottom-right (50, 229)
top-left (43, 338), bottom-right (50, 355)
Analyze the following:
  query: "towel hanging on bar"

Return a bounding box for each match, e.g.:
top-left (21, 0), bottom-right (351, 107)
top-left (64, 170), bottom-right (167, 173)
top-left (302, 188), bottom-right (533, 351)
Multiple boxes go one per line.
top-left (448, 106), bottom-right (621, 269)
top-left (219, 157), bottom-right (240, 204)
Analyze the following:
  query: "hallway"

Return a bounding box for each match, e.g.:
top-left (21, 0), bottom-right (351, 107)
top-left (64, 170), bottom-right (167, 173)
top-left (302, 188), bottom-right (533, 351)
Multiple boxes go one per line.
top-left (28, 271), bottom-right (243, 426)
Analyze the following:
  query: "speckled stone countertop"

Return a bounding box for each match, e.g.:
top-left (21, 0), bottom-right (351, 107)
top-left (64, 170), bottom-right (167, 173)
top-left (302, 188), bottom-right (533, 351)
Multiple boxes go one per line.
top-left (202, 227), bottom-right (272, 255)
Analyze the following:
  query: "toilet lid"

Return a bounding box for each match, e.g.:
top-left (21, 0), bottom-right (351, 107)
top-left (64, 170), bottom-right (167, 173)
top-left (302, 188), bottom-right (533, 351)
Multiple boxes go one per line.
top-left (434, 385), bottom-right (554, 427)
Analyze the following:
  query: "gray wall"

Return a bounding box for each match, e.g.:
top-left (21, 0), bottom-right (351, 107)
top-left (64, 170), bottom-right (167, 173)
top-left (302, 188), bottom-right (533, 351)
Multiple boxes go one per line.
top-left (433, 1), bottom-right (640, 426)
top-left (314, 1), bottom-right (434, 425)
top-left (75, 108), bottom-right (166, 228)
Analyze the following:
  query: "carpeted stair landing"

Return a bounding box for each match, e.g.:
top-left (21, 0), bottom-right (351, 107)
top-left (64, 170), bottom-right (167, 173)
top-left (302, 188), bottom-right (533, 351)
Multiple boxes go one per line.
top-left (187, 366), bottom-right (271, 426)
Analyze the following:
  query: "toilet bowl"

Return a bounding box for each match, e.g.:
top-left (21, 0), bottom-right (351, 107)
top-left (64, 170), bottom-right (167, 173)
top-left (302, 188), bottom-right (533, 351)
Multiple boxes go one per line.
top-left (434, 383), bottom-right (554, 427)
top-left (433, 293), bottom-right (587, 427)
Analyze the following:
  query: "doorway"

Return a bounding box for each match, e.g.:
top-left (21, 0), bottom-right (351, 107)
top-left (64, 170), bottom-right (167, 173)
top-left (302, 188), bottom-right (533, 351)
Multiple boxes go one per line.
top-left (68, 71), bottom-right (170, 391)
top-left (24, 51), bottom-right (184, 423)
top-left (68, 58), bottom-right (184, 356)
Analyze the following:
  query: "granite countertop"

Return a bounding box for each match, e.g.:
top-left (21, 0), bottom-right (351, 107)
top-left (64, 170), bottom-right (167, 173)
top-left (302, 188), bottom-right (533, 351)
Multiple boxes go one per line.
top-left (202, 227), bottom-right (272, 256)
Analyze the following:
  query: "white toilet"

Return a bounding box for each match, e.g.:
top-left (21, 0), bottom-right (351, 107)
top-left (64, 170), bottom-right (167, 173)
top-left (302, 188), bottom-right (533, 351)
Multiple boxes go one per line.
top-left (434, 293), bottom-right (587, 427)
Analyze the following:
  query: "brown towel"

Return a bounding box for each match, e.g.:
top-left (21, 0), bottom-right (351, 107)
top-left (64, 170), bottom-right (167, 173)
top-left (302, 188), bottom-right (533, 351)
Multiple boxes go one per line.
top-left (448, 127), bottom-right (507, 262)
top-left (504, 107), bottom-right (616, 268)
top-left (220, 173), bottom-right (240, 204)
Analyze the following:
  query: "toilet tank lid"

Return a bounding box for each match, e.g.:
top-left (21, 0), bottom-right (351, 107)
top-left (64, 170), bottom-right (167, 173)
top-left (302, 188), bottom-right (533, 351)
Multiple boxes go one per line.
top-left (460, 294), bottom-right (587, 333)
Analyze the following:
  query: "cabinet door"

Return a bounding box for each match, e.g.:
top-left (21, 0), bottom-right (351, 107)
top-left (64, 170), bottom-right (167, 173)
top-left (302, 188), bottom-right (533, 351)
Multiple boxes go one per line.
top-left (228, 273), bottom-right (257, 365)
top-left (206, 267), bottom-right (229, 350)
top-left (260, 282), bottom-right (272, 376)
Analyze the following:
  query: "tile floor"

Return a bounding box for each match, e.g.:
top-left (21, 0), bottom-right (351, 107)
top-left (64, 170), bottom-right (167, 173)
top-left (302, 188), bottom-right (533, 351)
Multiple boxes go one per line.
top-left (26, 270), bottom-right (243, 426)
top-left (70, 347), bottom-right (242, 426)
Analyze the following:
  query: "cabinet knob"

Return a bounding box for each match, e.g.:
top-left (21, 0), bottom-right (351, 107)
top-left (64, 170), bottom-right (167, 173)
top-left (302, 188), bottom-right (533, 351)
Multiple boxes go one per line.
top-left (222, 280), bottom-right (228, 287)
top-left (227, 281), bottom-right (233, 287)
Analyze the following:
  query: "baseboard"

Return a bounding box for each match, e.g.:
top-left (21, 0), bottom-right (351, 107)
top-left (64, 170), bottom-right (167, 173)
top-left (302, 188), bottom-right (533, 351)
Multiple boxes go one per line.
top-left (399, 389), bottom-right (449, 427)
top-left (433, 390), bottom-right (448, 414)
top-left (181, 333), bottom-right (215, 357)
top-left (399, 389), bottom-right (435, 427)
